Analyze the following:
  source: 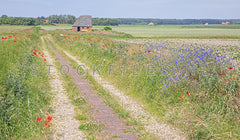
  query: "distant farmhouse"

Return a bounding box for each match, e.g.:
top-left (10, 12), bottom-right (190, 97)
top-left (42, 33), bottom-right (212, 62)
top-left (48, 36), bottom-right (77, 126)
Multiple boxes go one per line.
top-left (148, 22), bottom-right (154, 26)
top-left (222, 22), bottom-right (230, 25)
top-left (72, 15), bottom-right (92, 32)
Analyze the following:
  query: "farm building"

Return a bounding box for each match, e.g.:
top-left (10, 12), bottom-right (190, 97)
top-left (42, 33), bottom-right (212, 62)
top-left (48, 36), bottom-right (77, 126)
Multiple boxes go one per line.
top-left (222, 22), bottom-right (230, 25)
top-left (148, 22), bottom-right (154, 26)
top-left (72, 15), bottom-right (92, 32)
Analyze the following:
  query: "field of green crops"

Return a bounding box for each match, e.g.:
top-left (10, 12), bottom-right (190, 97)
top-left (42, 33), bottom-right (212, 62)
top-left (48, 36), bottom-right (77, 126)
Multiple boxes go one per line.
top-left (110, 25), bottom-right (240, 37)
top-left (37, 24), bottom-right (240, 38)
top-left (0, 25), bottom-right (33, 33)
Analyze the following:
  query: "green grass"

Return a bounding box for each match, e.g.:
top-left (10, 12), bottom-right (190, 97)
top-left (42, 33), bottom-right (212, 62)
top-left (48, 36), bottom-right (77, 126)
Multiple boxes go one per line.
top-left (38, 25), bottom-right (105, 31)
top-left (0, 25), bottom-right (33, 33)
top-left (37, 24), bottom-right (240, 38)
top-left (37, 25), bottom-right (72, 31)
top-left (44, 37), bottom-right (103, 139)
top-left (0, 27), bottom-right (52, 139)
top-left (51, 32), bottom-right (240, 139)
top-left (110, 25), bottom-right (240, 37)
top-left (46, 36), bottom-right (157, 139)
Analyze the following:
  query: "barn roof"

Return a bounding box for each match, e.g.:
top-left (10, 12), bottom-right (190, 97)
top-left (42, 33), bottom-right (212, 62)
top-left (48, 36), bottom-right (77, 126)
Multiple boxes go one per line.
top-left (73, 15), bottom-right (92, 27)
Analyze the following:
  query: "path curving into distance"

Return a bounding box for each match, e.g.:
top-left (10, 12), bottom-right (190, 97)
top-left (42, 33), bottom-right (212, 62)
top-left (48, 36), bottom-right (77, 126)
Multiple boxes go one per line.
top-left (62, 50), bottom-right (185, 140)
top-left (46, 39), bottom-right (138, 140)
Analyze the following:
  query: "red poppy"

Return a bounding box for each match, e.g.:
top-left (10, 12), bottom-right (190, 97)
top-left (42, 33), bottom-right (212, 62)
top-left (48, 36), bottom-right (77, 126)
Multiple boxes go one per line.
top-left (180, 96), bottom-right (183, 100)
top-left (187, 93), bottom-right (190, 96)
top-left (46, 116), bottom-right (52, 121)
top-left (35, 117), bottom-right (42, 121)
top-left (103, 45), bottom-right (104, 47)
top-left (145, 51), bottom-right (147, 53)
top-left (44, 59), bottom-right (46, 61)
top-left (13, 40), bottom-right (16, 43)
top-left (44, 122), bottom-right (50, 127)
top-left (1, 37), bottom-right (4, 39)
top-left (114, 52), bottom-right (116, 54)
top-left (148, 50), bottom-right (151, 53)
top-left (132, 49), bottom-right (135, 51)
top-left (5, 37), bottom-right (7, 39)
top-left (127, 50), bottom-right (128, 52)
top-left (34, 49), bottom-right (37, 52)
top-left (231, 77), bottom-right (235, 80)
top-left (118, 51), bottom-right (120, 53)
top-left (225, 79), bottom-right (229, 82)
top-left (236, 92), bottom-right (239, 95)
top-left (221, 72), bottom-right (226, 75)
top-left (139, 45), bottom-right (141, 47)
top-left (114, 41), bottom-right (117, 43)
top-left (228, 67), bottom-right (233, 70)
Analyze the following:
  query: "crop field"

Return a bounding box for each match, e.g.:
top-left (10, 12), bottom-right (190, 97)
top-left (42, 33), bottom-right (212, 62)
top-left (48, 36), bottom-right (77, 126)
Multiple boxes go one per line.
top-left (38, 25), bottom-right (240, 38)
top-left (0, 25), bottom-right (33, 33)
top-left (111, 25), bottom-right (240, 37)
top-left (0, 26), bottom-right (240, 139)
top-left (37, 25), bottom-right (72, 31)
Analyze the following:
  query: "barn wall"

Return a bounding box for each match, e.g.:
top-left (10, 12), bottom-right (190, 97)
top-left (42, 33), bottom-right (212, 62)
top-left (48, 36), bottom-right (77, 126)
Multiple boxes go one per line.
top-left (80, 27), bottom-right (92, 31)
top-left (72, 26), bottom-right (78, 31)
top-left (73, 26), bottom-right (92, 32)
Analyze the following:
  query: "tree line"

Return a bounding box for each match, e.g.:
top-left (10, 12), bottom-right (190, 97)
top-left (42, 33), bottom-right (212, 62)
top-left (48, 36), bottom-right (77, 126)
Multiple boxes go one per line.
top-left (1, 15), bottom-right (240, 26)
top-left (0, 15), bottom-right (77, 25)
top-left (117, 18), bottom-right (240, 25)
top-left (0, 15), bottom-right (47, 25)
top-left (0, 15), bottom-right (119, 26)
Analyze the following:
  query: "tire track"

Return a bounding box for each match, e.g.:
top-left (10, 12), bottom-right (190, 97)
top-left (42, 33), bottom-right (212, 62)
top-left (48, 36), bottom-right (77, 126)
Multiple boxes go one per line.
top-left (41, 37), bottom-right (86, 140)
top-left (62, 50), bottom-right (185, 140)
top-left (46, 38), bottom-right (138, 140)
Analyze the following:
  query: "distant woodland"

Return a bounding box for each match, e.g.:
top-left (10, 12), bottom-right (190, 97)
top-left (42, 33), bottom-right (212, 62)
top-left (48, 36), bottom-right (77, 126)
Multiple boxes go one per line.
top-left (1, 15), bottom-right (240, 26)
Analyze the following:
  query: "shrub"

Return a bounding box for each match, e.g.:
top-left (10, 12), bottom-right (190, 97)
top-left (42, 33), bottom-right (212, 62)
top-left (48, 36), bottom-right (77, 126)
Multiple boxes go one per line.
top-left (103, 26), bottom-right (112, 31)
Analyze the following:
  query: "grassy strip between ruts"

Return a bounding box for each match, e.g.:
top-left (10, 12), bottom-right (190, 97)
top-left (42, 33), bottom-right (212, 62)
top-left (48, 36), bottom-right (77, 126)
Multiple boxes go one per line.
top-left (46, 36), bottom-right (157, 139)
top-left (43, 37), bottom-right (104, 139)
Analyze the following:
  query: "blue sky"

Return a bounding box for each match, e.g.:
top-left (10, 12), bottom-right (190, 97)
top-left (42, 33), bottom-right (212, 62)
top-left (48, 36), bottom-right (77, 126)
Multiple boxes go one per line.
top-left (0, 0), bottom-right (239, 18)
